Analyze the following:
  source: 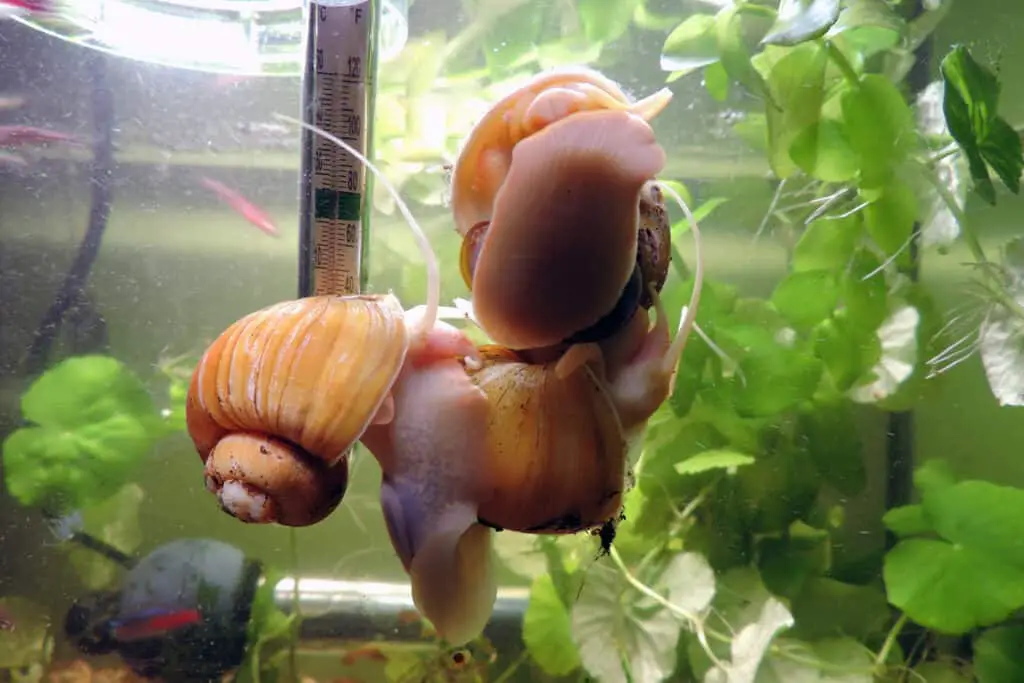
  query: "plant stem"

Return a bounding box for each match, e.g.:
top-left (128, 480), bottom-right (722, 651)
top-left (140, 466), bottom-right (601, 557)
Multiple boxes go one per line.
top-left (823, 40), bottom-right (861, 86)
top-left (875, 613), bottom-right (908, 669)
top-left (924, 170), bottom-right (1024, 317)
top-left (288, 530), bottom-right (300, 683)
top-left (491, 650), bottom-right (529, 683)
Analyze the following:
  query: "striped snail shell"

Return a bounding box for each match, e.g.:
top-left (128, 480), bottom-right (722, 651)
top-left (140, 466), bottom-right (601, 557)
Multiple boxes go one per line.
top-left (186, 294), bottom-right (409, 527)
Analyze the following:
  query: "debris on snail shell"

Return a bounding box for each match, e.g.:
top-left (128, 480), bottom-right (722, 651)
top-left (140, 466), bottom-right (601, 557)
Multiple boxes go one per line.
top-left (451, 67), bottom-right (676, 351)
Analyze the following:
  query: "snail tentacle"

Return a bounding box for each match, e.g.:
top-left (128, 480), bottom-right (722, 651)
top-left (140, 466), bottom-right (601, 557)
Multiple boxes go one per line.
top-left (628, 87), bottom-right (674, 121)
top-left (657, 181), bottom-right (704, 378)
top-left (272, 113), bottom-right (441, 341)
top-left (602, 179), bottom-right (705, 430)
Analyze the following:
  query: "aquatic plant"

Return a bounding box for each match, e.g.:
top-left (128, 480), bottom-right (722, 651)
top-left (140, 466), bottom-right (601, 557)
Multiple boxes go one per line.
top-left (232, 568), bottom-right (300, 683)
top-left (1, 355), bottom-right (176, 514)
top-left (465, 1), bottom-right (1024, 682)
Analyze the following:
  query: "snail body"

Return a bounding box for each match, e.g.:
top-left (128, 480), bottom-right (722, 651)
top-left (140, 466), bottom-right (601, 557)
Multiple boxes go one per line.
top-left (360, 323), bottom-right (496, 648)
top-left (451, 67), bottom-right (676, 351)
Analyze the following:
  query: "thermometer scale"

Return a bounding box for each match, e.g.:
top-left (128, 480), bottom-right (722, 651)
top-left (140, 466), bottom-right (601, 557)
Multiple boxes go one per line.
top-left (299, 0), bottom-right (379, 298)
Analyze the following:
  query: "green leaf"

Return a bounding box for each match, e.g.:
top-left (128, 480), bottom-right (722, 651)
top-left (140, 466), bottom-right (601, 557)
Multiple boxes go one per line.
top-left (979, 236), bottom-right (1024, 406)
top-left (841, 74), bottom-right (916, 189)
top-left (675, 449), bottom-right (755, 477)
top-left (523, 574), bottom-right (581, 676)
top-left (734, 112), bottom-right (769, 153)
top-left (21, 355), bottom-right (157, 429)
top-left (481, 3), bottom-right (542, 74)
top-left (848, 304), bottom-right (921, 405)
top-left (863, 179), bottom-right (919, 262)
top-left (814, 313), bottom-right (880, 390)
top-left (924, 481), bottom-right (1024, 567)
top-left (729, 340), bottom-right (824, 418)
top-left (913, 458), bottom-right (958, 498)
top-left (843, 249), bottom-right (889, 332)
top-left (762, 0), bottom-right (840, 47)
top-left (789, 579), bottom-right (890, 642)
top-left (758, 522), bottom-right (831, 598)
top-left (797, 399), bottom-right (866, 496)
top-left (790, 117), bottom-right (860, 182)
top-left (671, 197), bottom-right (730, 241)
top-left (882, 504), bottom-right (932, 537)
top-left (883, 478), bottom-right (1024, 634)
top-left (883, 538), bottom-right (1024, 634)
top-left (764, 42), bottom-right (828, 178)
top-left (942, 45), bottom-right (1000, 150)
top-left (826, 0), bottom-right (904, 59)
top-left (69, 483), bottom-right (145, 590)
top-left (941, 45), bottom-right (1023, 203)
top-left (756, 637), bottom-right (874, 683)
top-left (981, 116), bottom-right (1024, 197)
top-left (3, 356), bottom-right (164, 511)
top-left (577, 0), bottom-right (640, 44)
top-left (771, 270), bottom-right (840, 331)
top-left (3, 414), bottom-right (155, 510)
top-left (660, 14), bottom-right (719, 76)
top-left (912, 661), bottom-right (973, 683)
top-left (704, 61), bottom-right (730, 101)
top-left (975, 625), bottom-right (1024, 683)
top-left (793, 215), bottom-right (861, 272)
top-left (715, 5), bottom-right (774, 103)
top-left (572, 554), bottom-right (713, 683)
top-left (703, 597), bottom-right (794, 683)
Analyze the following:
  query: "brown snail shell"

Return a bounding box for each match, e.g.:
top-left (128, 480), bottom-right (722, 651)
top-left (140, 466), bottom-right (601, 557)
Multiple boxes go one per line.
top-left (636, 181), bottom-right (672, 309)
top-left (462, 345), bottom-right (627, 534)
top-left (186, 294), bottom-right (410, 527)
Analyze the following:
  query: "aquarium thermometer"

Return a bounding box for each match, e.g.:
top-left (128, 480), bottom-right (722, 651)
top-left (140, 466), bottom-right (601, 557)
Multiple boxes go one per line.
top-left (299, 0), bottom-right (380, 298)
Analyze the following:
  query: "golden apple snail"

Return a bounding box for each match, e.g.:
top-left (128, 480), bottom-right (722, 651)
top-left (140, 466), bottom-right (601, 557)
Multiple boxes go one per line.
top-left (451, 67), bottom-right (676, 351)
top-left (188, 114), bottom-right (499, 649)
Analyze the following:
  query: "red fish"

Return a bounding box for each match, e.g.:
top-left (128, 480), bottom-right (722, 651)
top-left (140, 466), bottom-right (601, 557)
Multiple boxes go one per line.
top-left (0, 0), bottom-right (53, 13)
top-left (341, 646), bottom-right (388, 666)
top-left (0, 606), bottom-right (14, 632)
top-left (0, 125), bottom-right (80, 147)
top-left (109, 607), bottom-right (202, 642)
top-left (198, 176), bottom-right (280, 237)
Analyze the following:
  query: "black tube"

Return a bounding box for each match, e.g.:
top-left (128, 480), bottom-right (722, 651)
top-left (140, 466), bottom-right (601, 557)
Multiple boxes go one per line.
top-left (20, 51), bottom-right (116, 378)
top-left (885, 0), bottom-right (934, 538)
